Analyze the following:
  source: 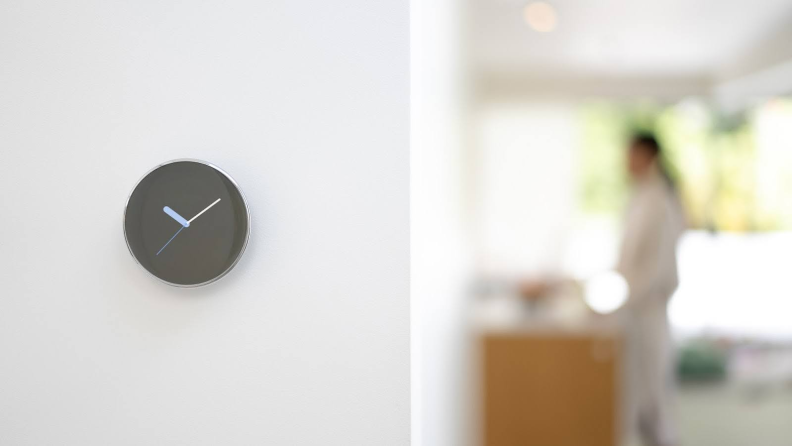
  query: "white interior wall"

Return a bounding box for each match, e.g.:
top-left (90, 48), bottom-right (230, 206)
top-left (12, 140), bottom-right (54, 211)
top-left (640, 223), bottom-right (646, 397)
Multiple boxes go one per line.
top-left (0, 1), bottom-right (408, 445)
top-left (474, 103), bottom-right (578, 276)
top-left (412, 0), bottom-right (472, 444)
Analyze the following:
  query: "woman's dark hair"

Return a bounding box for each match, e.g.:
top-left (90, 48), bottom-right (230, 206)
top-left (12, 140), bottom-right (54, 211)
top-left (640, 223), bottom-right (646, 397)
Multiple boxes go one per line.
top-left (630, 131), bottom-right (676, 189)
top-left (631, 132), bottom-right (660, 157)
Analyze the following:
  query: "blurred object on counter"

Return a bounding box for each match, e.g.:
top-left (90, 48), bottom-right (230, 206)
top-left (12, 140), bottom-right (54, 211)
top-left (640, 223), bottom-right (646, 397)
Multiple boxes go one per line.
top-left (583, 270), bottom-right (629, 314)
top-left (677, 339), bottom-right (729, 383)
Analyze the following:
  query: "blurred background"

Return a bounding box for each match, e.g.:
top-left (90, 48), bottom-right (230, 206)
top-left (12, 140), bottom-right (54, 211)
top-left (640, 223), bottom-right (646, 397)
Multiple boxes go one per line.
top-left (413, 0), bottom-right (792, 445)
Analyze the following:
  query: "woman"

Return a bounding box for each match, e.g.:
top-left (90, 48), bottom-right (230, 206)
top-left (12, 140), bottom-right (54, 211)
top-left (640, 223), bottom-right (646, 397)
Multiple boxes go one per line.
top-left (519, 132), bottom-right (685, 446)
top-left (617, 133), bottom-right (685, 446)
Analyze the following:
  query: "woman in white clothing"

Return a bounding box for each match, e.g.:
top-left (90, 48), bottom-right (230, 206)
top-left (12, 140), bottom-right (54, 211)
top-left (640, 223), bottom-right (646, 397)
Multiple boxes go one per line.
top-left (617, 133), bottom-right (686, 446)
top-left (519, 133), bottom-right (685, 446)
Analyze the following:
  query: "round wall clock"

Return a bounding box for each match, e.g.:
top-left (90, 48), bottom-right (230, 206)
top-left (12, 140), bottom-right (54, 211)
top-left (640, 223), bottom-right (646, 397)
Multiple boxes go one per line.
top-left (124, 159), bottom-right (250, 287)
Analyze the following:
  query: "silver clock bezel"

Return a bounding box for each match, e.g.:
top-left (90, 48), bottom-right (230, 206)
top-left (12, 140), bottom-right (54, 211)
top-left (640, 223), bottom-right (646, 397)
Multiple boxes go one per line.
top-left (122, 158), bottom-right (251, 288)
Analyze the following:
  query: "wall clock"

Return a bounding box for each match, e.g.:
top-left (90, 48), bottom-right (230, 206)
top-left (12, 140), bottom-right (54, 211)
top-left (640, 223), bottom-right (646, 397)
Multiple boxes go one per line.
top-left (123, 159), bottom-right (250, 287)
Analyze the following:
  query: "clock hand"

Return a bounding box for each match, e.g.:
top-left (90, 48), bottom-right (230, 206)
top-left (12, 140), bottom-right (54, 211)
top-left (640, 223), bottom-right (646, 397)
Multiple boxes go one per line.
top-left (155, 198), bottom-right (221, 257)
top-left (188, 198), bottom-right (221, 224)
top-left (163, 206), bottom-right (190, 227)
top-left (156, 226), bottom-right (185, 256)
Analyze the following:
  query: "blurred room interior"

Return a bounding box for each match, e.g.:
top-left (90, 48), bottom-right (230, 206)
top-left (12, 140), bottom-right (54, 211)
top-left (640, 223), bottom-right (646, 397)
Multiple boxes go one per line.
top-left (413, 0), bottom-right (792, 445)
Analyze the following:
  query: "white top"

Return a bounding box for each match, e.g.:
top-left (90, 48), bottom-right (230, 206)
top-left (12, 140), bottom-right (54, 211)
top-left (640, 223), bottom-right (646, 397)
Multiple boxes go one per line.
top-left (616, 166), bottom-right (686, 311)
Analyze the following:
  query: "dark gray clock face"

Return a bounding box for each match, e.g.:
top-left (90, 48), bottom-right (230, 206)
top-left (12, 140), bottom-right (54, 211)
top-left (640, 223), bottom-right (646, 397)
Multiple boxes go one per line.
top-left (124, 160), bottom-right (250, 287)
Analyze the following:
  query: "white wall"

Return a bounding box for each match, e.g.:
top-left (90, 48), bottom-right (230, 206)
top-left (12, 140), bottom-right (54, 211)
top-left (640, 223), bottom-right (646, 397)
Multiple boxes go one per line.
top-left (412, 0), bottom-right (472, 445)
top-left (474, 103), bottom-right (578, 276)
top-left (0, 1), bottom-right (408, 445)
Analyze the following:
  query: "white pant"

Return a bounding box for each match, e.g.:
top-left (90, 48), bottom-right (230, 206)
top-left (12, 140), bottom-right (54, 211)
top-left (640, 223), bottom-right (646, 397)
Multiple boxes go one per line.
top-left (621, 303), bottom-right (677, 446)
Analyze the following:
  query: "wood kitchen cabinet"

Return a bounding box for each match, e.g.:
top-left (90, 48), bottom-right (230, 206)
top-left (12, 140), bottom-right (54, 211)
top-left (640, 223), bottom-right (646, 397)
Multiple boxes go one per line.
top-left (482, 330), bottom-right (622, 446)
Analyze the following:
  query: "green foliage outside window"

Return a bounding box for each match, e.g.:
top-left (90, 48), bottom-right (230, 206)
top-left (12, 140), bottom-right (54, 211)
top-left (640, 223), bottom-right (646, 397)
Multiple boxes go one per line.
top-left (578, 99), bottom-right (792, 232)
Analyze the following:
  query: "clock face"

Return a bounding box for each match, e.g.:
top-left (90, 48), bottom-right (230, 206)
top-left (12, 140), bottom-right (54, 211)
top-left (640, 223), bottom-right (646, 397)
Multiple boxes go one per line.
top-left (124, 160), bottom-right (250, 287)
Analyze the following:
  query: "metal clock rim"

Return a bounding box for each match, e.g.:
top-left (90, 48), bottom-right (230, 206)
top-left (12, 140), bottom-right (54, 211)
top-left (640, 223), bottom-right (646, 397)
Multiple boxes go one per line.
top-left (122, 158), bottom-right (252, 288)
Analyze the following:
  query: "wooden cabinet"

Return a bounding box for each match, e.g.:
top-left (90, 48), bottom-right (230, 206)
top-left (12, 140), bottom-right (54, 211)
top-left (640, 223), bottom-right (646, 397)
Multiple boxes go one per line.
top-left (482, 332), bottom-right (622, 446)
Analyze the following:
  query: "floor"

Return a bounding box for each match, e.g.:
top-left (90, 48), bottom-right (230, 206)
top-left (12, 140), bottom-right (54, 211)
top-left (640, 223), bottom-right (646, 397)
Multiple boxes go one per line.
top-left (675, 383), bottom-right (792, 446)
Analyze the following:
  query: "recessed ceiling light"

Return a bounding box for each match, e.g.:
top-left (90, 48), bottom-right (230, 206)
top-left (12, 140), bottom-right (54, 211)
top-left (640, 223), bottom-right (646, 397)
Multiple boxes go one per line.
top-left (524, 2), bottom-right (557, 33)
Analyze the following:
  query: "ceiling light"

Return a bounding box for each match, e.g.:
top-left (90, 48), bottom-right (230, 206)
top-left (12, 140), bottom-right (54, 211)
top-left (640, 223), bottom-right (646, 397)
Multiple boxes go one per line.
top-left (524, 2), bottom-right (557, 33)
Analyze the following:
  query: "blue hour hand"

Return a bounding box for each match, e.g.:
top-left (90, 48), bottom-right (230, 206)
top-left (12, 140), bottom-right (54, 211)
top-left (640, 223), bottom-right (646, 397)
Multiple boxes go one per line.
top-left (163, 206), bottom-right (190, 227)
top-left (157, 199), bottom-right (220, 257)
top-left (157, 206), bottom-right (188, 256)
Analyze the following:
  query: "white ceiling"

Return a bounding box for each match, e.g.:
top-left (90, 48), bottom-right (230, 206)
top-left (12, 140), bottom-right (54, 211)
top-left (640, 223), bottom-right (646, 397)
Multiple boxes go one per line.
top-left (470, 0), bottom-right (792, 78)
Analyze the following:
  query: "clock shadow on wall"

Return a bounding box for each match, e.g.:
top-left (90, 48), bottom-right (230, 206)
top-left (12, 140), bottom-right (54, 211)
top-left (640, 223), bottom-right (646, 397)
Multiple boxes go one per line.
top-left (124, 160), bottom-right (250, 287)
